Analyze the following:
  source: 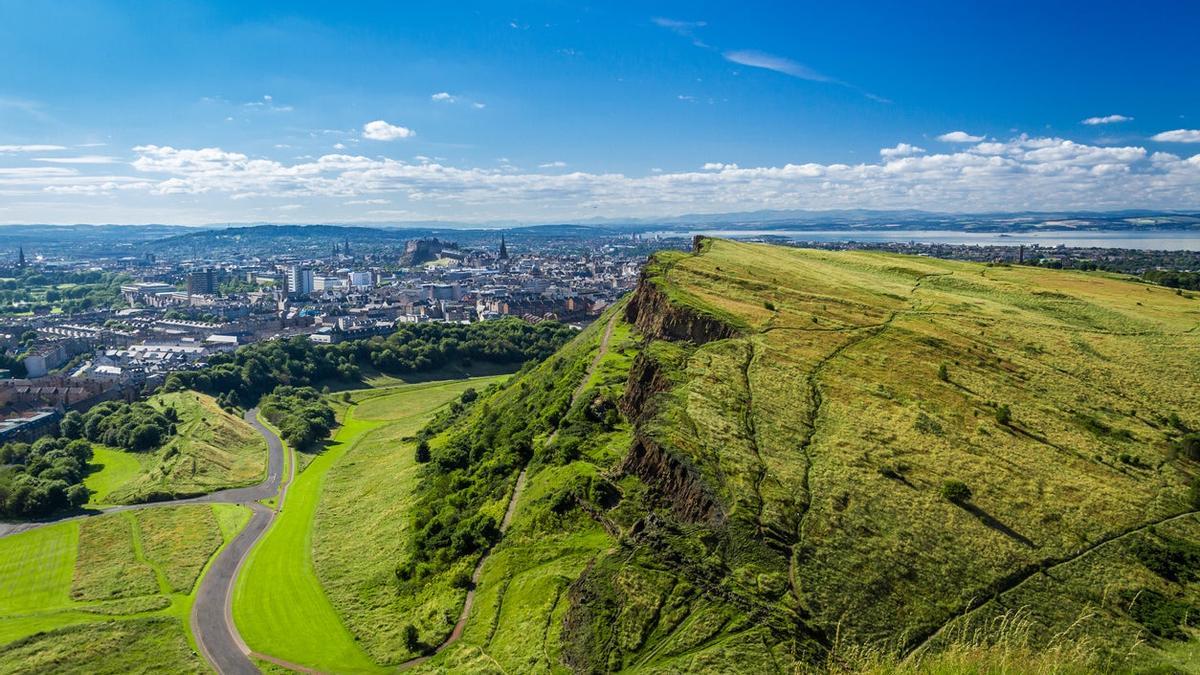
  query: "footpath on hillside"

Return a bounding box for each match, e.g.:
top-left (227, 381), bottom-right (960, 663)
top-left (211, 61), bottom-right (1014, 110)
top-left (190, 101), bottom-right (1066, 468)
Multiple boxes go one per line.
top-left (400, 312), bottom-right (620, 670)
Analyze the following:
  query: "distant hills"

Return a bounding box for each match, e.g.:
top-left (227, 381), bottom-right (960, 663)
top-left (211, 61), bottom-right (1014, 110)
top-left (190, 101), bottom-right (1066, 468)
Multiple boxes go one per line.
top-left (3, 210), bottom-right (1199, 257)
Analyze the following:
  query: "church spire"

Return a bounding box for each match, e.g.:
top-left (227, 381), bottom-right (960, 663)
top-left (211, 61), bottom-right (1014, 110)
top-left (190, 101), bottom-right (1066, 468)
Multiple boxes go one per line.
top-left (16, 247), bottom-right (25, 269)
top-left (498, 234), bottom-right (509, 260)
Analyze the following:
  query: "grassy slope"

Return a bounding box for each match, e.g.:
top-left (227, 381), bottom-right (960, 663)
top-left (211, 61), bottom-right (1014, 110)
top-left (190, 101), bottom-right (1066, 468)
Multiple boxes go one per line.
top-left (87, 391), bottom-right (266, 504)
top-left (312, 376), bottom-right (509, 666)
top-left (409, 309), bottom-right (642, 672)
top-left (233, 376), bottom-right (504, 672)
top-left (626, 240), bottom-right (1200, 668)
top-left (405, 239), bottom-right (1200, 672)
top-left (0, 503), bottom-right (249, 671)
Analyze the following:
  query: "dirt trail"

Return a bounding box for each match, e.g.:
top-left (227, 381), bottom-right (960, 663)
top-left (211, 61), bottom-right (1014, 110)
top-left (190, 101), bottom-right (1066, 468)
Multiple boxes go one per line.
top-left (400, 312), bottom-right (619, 670)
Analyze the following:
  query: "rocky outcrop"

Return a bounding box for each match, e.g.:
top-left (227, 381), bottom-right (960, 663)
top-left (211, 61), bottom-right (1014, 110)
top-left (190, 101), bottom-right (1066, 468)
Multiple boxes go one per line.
top-left (618, 352), bottom-right (672, 424)
top-left (620, 434), bottom-right (724, 526)
top-left (623, 274), bottom-right (739, 345)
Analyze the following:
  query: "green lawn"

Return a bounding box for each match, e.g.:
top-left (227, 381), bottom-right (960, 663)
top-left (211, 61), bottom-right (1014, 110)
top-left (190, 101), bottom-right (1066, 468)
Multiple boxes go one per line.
top-left (82, 447), bottom-right (144, 506)
top-left (0, 503), bottom-right (249, 668)
top-left (312, 376), bottom-right (508, 665)
top-left (232, 410), bottom-right (386, 673)
top-left (232, 376), bottom-right (505, 672)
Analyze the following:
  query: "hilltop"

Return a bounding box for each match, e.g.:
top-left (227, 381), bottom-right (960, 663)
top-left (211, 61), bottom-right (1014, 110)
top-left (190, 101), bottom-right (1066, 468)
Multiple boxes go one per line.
top-left (390, 237), bottom-right (1200, 672)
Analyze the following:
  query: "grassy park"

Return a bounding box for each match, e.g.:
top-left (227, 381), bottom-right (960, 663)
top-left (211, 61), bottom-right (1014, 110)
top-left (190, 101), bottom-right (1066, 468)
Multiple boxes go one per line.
top-left (0, 503), bottom-right (250, 672)
top-left (81, 392), bottom-right (267, 506)
top-left (231, 375), bottom-right (507, 672)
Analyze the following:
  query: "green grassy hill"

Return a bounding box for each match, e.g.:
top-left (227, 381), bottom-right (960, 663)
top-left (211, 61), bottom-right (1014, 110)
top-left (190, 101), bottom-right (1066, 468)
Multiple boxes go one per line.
top-left (403, 238), bottom-right (1200, 672)
top-left (89, 392), bottom-right (267, 504)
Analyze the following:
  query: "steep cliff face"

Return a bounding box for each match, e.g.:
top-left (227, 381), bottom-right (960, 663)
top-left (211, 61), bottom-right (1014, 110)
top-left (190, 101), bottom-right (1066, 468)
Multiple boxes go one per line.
top-left (620, 434), bottom-right (724, 526)
top-left (623, 273), bottom-right (740, 345)
top-left (618, 352), bottom-right (672, 424)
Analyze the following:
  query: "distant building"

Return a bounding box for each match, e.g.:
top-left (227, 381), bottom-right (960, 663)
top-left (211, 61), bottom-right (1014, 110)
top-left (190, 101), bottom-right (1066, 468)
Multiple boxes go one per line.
top-left (286, 266), bottom-right (314, 297)
top-left (347, 271), bottom-right (372, 288)
top-left (498, 235), bottom-right (509, 260)
top-left (187, 268), bottom-right (216, 295)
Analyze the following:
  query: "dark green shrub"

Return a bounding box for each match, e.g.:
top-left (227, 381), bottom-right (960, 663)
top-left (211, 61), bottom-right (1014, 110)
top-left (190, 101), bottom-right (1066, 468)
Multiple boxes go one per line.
top-left (941, 480), bottom-right (972, 503)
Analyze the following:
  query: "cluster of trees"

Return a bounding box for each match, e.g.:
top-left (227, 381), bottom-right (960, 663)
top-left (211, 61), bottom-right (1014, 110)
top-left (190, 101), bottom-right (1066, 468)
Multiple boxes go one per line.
top-left (163, 318), bottom-right (575, 407)
top-left (0, 436), bottom-right (92, 517)
top-left (0, 270), bottom-right (129, 315)
top-left (399, 351), bottom-right (589, 581)
top-left (259, 386), bottom-right (335, 452)
top-left (1143, 270), bottom-right (1200, 291)
top-left (59, 401), bottom-right (177, 452)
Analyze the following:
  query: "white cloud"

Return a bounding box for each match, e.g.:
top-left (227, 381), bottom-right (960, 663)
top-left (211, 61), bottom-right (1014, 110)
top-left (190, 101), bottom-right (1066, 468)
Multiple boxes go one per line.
top-left (277, 204), bottom-right (303, 211)
top-left (333, 143), bottom-right (346, 150)
top-left (723, 50), bottom-right (831, 82)
top-left (938, 131), bottom-right (985, 143)
top-left (1082, 114), bottom-right (1132, 125)
top-left (33, 155), bottom-right (119, 164)
top-left (880, 143), bottom-right (925, 159)
top-left (242, 95), bottom-right (293, 113)
top-left (472, 102), bottom-right (487, 109)
top-left (431, 92), bottom-right (455, 102)
top-left (1152, 129), bottom-right (1200, 143)
top-left (344, 198), bottom-right (390, 205)
top-left (362, 120), bottom-right (415, 141)
top-left (539, 161), bottom-right (567, 169)
top-left (0, 144), bottom-right (67, 152)
top-left (11, 133), bottom-right (1200, 220)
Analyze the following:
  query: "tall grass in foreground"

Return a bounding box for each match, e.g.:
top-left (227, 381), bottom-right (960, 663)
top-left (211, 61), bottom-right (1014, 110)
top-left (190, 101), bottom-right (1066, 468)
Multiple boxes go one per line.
top-left (823, 607), bottom-right (1137, 674)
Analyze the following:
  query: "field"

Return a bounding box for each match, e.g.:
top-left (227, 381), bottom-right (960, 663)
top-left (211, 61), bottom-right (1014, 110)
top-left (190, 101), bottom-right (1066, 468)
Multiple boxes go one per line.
top-left (0, 503), bottom-right (250, 672)
top-left (86, 391), bottom-right (267, 504)
top-left (232, 376), bottom-right (506, 672)
top-left (81, 447), bottom-right (142, 505)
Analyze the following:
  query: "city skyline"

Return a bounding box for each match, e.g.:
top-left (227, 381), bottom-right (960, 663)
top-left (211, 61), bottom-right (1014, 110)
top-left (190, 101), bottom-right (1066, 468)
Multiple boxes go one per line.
top-left (2, 1), bottom-right (1199, 224)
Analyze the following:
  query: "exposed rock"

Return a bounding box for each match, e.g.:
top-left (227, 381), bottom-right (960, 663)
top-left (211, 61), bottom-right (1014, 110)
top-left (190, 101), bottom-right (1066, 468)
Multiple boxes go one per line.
top-left (619, 352), bottom-right (672, 424)
top-left (620, 434), bottom-right (724, 526)
top-left (623, 273), bottom-right (739, 345)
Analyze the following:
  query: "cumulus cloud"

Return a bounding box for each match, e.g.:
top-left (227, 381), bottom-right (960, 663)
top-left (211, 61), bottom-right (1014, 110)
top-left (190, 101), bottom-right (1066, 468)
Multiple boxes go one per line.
top-left (431, 92), bottom-right (455, 102)
top-left (1082, 114), bottom-right (1132, 125)
top-left (880, 143), bottom-right (925, 159)
top-left (539, 161), bottom-right (567, 168)
top-left (0, 144), bottom-right (67, 152)
top-left (9, 134), bottom-right (1200, 219)
top-left (362, 120), bottom-right (415, 141)
top-left (938, 131), bottom-right (985, 143)
top-left (1152, 129), bottom-right (1200, 143)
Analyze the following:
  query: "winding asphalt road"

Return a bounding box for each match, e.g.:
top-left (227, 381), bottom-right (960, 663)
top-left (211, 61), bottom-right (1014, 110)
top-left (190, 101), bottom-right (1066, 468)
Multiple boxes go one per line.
top-left (0, 408), bottom-right (288, 675)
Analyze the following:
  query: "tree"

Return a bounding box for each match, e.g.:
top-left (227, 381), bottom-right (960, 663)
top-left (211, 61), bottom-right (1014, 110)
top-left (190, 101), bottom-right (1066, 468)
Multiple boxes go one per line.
top-left (403, 624), bottom-right (421, 653)
top-left (67, 483), bottom-right (90, 507)
top-left (59, 411), bottom-right (83, 439)
top-left (130, 424), bottom-right (163, 451)
top-left (937, 363), bottom-right (949, 382)
top-left (415, 439), bottom-right (431, 463)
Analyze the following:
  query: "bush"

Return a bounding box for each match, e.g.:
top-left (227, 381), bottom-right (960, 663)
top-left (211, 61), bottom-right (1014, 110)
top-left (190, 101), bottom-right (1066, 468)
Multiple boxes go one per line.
top-left (414, 439), bottom-right (431, 463)
top-left (994, 404), bottom-right (1012, 426)
top-left (941, 480), bottom-right (972, 503)
top-left (938, 363), bottom-right (949, 382)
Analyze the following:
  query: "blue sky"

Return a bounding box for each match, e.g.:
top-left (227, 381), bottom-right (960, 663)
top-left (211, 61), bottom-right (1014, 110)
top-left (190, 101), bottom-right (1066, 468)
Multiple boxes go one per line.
top-left (1, 0), bottom-right (1198, 224)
